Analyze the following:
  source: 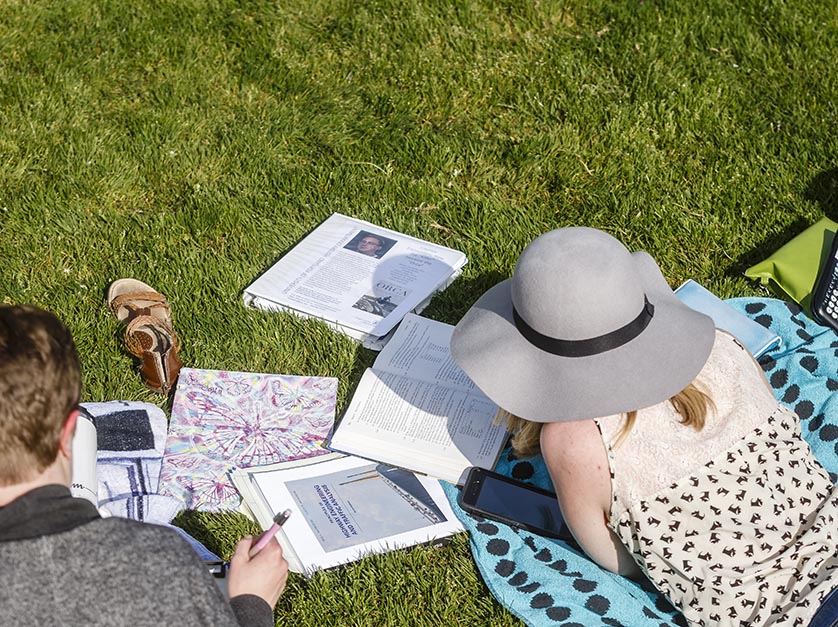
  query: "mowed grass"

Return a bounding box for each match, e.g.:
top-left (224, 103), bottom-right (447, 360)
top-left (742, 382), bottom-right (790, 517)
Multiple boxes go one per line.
top-left (1, 0), bottom-right (836, 625)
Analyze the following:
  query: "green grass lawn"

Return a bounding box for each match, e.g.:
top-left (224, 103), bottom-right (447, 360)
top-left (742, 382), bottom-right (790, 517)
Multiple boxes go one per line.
top-left (1, 0), bottom-right (836, 624)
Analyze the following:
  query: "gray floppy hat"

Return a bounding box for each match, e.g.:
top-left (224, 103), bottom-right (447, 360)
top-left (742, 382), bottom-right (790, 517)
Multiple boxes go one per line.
top-left (450, 227), bottom-right (716, 423)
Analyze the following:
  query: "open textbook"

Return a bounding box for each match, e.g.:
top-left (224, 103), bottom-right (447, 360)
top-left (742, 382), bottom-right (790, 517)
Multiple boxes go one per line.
top-left (242, 213), bottom-right (468, 350)
top-left (232, 453), bottom-right (464, 575)
top-left (327, 314), bottom-right (509, 485)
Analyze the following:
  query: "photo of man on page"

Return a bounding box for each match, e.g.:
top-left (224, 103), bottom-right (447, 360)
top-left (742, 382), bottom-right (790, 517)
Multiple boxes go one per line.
top-left (343, 231), bottom-right (397, 259)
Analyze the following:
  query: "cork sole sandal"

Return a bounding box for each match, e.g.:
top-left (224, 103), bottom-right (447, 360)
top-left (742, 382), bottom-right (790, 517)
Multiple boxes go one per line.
top-left (124, 315), bottom-right (183, 394)
top-left (108, 278), bottom-right (173, 326)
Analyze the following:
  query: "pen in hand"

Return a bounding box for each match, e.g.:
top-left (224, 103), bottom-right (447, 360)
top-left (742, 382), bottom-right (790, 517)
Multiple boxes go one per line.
top-left (250, 509), bottom-right (292, 556)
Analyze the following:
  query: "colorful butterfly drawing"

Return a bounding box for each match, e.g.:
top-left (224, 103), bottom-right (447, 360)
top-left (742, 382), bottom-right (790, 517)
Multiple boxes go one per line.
top-left (160, 368), bottom-right (338, 512)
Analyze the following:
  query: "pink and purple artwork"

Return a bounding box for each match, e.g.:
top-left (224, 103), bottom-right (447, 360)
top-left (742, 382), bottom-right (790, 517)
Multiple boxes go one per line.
top-left (160, 368), bottom-right (338, 512)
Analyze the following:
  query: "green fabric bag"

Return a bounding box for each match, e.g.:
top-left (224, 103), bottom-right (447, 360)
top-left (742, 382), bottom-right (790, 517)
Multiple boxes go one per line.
top-left (745, 216), bottom-right (838, 315)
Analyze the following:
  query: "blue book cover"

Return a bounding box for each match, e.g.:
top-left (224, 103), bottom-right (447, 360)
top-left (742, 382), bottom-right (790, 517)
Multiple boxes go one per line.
top-left (674, 280), bottom-right (782, 359)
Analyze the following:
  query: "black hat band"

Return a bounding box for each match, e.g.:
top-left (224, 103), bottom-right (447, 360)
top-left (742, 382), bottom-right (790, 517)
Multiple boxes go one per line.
top-left (512, 296), bottom-right (655, 358)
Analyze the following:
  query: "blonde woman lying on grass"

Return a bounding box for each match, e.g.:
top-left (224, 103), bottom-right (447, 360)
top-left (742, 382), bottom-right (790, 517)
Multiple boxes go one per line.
top-left (451, 227), bottom-right (838, 627)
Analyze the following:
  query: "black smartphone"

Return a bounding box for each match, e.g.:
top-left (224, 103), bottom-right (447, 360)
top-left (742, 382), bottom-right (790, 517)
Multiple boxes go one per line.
top-left (812, 233), bottom-right (838, 333)
top-left (458, 467), bottom-right (572, 540)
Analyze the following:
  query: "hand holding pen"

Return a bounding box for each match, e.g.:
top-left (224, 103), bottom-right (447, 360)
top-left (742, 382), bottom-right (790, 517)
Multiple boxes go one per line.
top-left (209, 508), bottom-right (292, 576)
top-left (228, 508), bottom-right (292, 607)
top-left (251, 508), bottom-right (292, 556)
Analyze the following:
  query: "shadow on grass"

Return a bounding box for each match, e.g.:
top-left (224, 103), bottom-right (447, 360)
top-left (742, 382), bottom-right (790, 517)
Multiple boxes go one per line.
top-left (419, 271), bottom-right (509, 325)
top-left (726, 216), bottom-right (815, 280)
top-left (726, 168), bottom-right (838, 284)
top-left (174, 509), bottom-right (259, 559)
top-left (806, 168), bottom-right (838, 218)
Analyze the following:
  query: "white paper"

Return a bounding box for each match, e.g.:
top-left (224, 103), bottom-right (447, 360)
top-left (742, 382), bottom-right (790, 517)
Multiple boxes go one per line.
top-left (233, 453), bottom-right (347, 573)
top-left (243, 214), bottom-right (467, 342)
top-left (373, 314), bottom-right (480, 391)
top-left (330, 371), bottom-right (505, 483)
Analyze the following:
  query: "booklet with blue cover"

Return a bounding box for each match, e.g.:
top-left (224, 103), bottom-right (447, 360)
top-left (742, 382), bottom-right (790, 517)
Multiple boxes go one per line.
top-left (232, 453), bottom-right (464, 575)
top-left (674, 280), bottom-right (782, 359)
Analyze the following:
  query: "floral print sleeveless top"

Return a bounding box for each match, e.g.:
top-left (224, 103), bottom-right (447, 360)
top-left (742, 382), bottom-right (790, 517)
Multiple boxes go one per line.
top-left (596, 331), bottom-right (838, 626)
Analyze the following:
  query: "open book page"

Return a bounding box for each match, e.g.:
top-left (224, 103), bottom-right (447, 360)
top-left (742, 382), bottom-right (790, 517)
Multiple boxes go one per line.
top-left (328, 315), bottom-right (509, 484)
top-left (70, 410), bottom-right (98, 506)
top-left (233, 454), bottom-right (463, 576)
top-left (372, 313), bottom-right (482, 391)
top-left (243, 213), bottom-right (467, 341)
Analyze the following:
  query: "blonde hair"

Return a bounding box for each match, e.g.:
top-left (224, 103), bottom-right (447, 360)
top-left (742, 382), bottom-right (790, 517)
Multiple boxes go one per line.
top-left (498, 409), bottom-right (544, 459)
top-left (502, 381), bottom-right (715, 457)
top-left (612, 381), bottom-right (714, 448)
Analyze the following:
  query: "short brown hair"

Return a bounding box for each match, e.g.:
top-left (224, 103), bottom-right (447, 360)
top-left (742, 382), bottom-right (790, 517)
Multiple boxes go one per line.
top-left (0, 305), bottom-right (81, 484)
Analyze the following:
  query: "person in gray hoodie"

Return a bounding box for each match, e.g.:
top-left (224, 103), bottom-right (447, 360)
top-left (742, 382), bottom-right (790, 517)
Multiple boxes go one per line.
top-left (0, 304), bottom-right (288, 627)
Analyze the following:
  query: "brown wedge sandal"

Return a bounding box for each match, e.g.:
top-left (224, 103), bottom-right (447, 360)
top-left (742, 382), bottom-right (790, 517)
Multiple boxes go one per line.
top-left (108, 279), bottom-right (182, 394)
top-left (108, 278), bottom-right (173, 325)
top-left (124, 315), bottom-right (183, 394)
